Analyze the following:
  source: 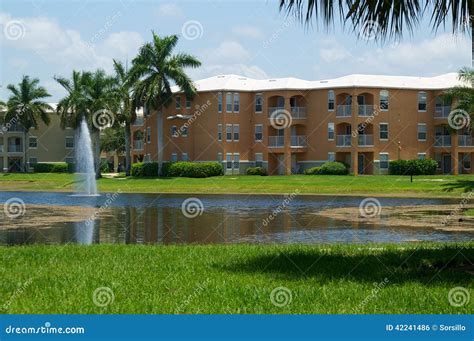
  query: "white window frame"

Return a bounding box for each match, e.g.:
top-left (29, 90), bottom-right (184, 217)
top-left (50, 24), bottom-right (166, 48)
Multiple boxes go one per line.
top-left (28, 157), bottom-right (38, 165)
top-left (328, 122), bottom-right (335, 141)
top-left (233, 124), bottom-right (240, 141)
top-left (175, 96), bottom-right (181, 110)
top-left (379, 123), bottom-right (389, 140)
top-left (255, 93), bottom-right (263, 113)
top-left (226, 124), bottom-right (233, 142)
top-left (28, 136), bottom-right (38, 149)
top-left (217, 152), bottom-right (223, 162)
top-left (226, 153), bottom-right (232, 169)
top-left (462, 153), bottom-right (471, 169)
top-left (328, 152), bottom-right (335, 162)
top-left (182, 152), bottom-right (188, 161)
top-left (146, 127), bottom-right (151, 143)
top-left (65, 136), bottom-right (74, 149)
top-left (233, 93), bottom-right (240, 113)
top-left (185, 96), bottom-right (191, 109)
top-left (171, 153), bottom-right (178, 162)
top-left (417, 123), bottom-right (427, 141)
top-left (217, 92), bottom-right (222, 113)
top-left (255, 124), bottom-right (263, 142)
top-left (226, 92), bottom-right (232, 113)
top-left (417, 153), bottom-right (427, 160)
top-left (379, 153), bottom-right (389, 170)
top-left (233, 153), bottom-right (240, 169)
top-left (328, 90), bottom-right (335, 111)
top-left (379, 90), bottom-right (389, 111)
top-left (217, 124), bottom-right (222, 142)
top-left (418, 92), bottom-right (427, 112)
top-left (181, 125), bottom-right (188, 137)
top-left (255, 153), bottom-right (263, 167)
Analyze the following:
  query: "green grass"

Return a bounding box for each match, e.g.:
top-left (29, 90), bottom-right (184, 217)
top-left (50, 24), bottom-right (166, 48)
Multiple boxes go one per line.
top-left (465, 209), bottom-right (474, 216)
top-left (0, 173), bottom-right (473, 197)
top-left (0, 243), bottom-right (472, 314)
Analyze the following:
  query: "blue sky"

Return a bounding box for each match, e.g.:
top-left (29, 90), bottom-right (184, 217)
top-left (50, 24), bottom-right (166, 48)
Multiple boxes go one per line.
top-left (0, 0), bottom-right (471, 101)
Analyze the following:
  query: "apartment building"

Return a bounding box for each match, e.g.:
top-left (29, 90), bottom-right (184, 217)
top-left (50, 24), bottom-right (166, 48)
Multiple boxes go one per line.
top-left (0, 105), bottom-right (75, 172)
top-left (131, 73), bottom-right (474, 175)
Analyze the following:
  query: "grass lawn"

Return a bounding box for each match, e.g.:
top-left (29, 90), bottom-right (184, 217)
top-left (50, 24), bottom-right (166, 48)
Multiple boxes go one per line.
top-left (0, 173), bottom-right (473, 197)
top-left (0, 243), bottom-right (472, 314)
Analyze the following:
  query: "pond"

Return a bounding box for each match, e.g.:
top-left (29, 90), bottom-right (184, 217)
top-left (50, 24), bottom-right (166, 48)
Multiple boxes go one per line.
top-left (0, 192), bottom-right (472, 246)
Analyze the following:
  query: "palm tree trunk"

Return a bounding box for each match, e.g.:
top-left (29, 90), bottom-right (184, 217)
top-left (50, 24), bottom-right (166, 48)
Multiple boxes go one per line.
top-left (94, 130), bottom-right (101, 179)
top-left (472, 20), bottom-right (473, 68)
top-left (24, 130), bottom-right (28, 172)
top-left (124, 122), bottom-right (131, 176)
top-left (157, 108), bottom-right (164, 176)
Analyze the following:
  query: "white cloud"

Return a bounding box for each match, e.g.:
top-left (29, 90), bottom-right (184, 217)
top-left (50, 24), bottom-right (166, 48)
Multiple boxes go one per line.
top-left (232, 25), bottom-right (264, 39)
top-left (156, 3), bottom-right (183, 18)
top-left (204, 41), bottom-right (251, 63)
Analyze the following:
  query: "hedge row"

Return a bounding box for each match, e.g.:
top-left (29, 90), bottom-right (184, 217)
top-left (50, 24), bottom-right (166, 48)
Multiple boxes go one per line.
top-left (305, 161), bottom-right (349, 175)
top-left (131, 162), bottom-right (159, 177)
top-left (389, 159), bottom-right (438, 175)
top-left (246, 167), bottom-right (267, 176)
top-left (33, 162), bottom-right (72, 173)
top-left (162, 162), bottom-right (223, 178)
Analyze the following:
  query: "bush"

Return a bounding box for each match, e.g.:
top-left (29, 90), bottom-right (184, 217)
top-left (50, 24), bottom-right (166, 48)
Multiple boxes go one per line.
top-left (304, 166), bottom-right (321, 175)
top-left (33, 162), bottom-right (69, 173)
top-left (389, 159), bottom-right (437, 175)
top-left (319, 161), bottom-right (349, 175)
top-left (246, 167), bottom-right (267, 176)
top-left (131, 162), bottom-right (158, 177)
top-left (162, 162), bottom-right (223, 178)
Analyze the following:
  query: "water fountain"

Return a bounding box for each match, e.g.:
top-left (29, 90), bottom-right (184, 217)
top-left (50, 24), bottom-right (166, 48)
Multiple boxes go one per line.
top-left (74, 118), bottom-right (98, 196)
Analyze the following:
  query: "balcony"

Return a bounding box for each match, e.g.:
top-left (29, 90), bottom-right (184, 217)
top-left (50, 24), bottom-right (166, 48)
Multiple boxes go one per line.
top-left (268, 107), bottom-right (307, 120)
top-left (458, 135), bottom-right (474, 147)
top-left (434, 135), bottom-right (452, 147)
top-left (434, 106), bottom-right (451, 118)
top-left (336, 105), bottom-right (352, 117)
top-left (268, 136), bottom-right (284, 148)
top-left (336, 135), bottom-right (352, 147)
top-left (8, 145), bottom-right (23, 153)
top-left (358, 105), bottom-right (374, 117)
top-left (132, 116), bottom-right (144, 126)
top-left (291, 135), bottom-right (307, 147)
top-left (268, 135), bottom-right (308, 148)
top-left (133, 140), bottom-right (144, 150)
top-left (358, 134), bottom-right (374, 146)
top-left (6, 123), bottom-right (25, 132)
top-left (0, 145), bottom-right (3, 153)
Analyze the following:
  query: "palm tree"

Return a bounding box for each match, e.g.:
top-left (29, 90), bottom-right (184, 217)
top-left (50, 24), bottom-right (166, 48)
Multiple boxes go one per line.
top-left (279, 0), bottom-right (472, 65)
top-left (132, 33), bottom-right (201, 175)
top-left (444, 67), bottom-right (474, 129)
top-left (4, 76), bottom-right (53, 172)
top-left (55, 70), bottom-right (90, 129)
top-left (111, 59), bottom-right (139, 176)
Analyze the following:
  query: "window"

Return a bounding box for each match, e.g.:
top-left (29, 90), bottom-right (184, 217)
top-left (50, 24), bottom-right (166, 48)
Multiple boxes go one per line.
top-left (217, 152), bottom-right (223, 162)
top-left (182, 153), bottom-right (188, 161)
top-left (328, 122), bottom-right (335, 140)
top-left (217, 92), bottom-right (223, 113)
top-left (185, 96), bottom-right (191, 109)
top-left (28, 157), bottom-right (37, 166)
top-left (255, 94), bottom-right (263, 112)
top-left (65, 157), bottom-right (74, 164)
top-left (233, 153), bottom-right (240, 169)
top-left (435, 153), bottom-right (442, 169)
top-left (255, 153), bottom-right (263, 167)
top-left (181, 126), bottom-right (188, 137)
top-left (380, 90), bottom-right (389, 111)
top-left (328, 152), bottom-right (335, 162)
top-left (171, 125), bottom-right (178, 137)
top-left (233, 93), bottom-right (240, 112)
top-left (226, 124), bottom-right (232, 141)
top-left (65, 136), bottom-right (74, 148)
top-left (418, 153), bottom-right (426, 160)
top-left (379, 123), bottom-right (388, 140)
top-left (226, 92), bottom-right (232, 112)
top-left (463, 154), bottom-right (471, 169)
top-left (328, 90), bottom-right (335, 111)
top-left (171, 153), bottom-right (178, 162)
top-left (255, 124), bottom-right (263, 141)
top-left (418, 92), bottom-right (427, 111)
top-left (217, 124), bottom-right (222, 141)
top-left (379, 153), bottom-right (389, 169)
top-left (417, 123), bottom-right (427, 141)
top-left (29, 136), bottom-right (37, 148)
top-left (146, 127), bottom-right (151, 143)
top-left (226, 153), bottom-right (232, 169)
top-left (233, 124), bottom-right (240, 141)
top-left (175, 96), bottom-right (181, 109)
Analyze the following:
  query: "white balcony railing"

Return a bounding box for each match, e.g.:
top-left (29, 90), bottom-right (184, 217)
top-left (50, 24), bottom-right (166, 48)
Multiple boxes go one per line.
top-left (291, 135), bottom-right (307, 147)
top-left (458, 135), bottom-right (474, 147)
top-left (434, 135), bottom-right (452, 147)
top-left (336, 135), bottom-right (352, 147)
top-left (268, 136), bottom-right (284, 148)
top-left (336, 105), bottom-right (352, 117)
top-left (133, 140), bottom-right (144, 150)
top-left (358, 134), bottom-right (374, 146)
top-left (358, 105), bottom-right (374, 117)
top-left (290, 107), bottom-right (307, 119)
top-left (8, 145), bottom-right (23, 153)
top-left (434, 106), bottom-right (452, 118)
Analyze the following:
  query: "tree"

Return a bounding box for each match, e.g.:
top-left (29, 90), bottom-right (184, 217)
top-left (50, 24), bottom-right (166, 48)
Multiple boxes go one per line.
top-left (444, 67), bottom-right (474, 130)
top-left (4, 76), bottom-right (53, 172)
top-left (279, 0), bottom-right (473, 64)
top-left (132, 33), bottom-right (201, 175)
top-left (100, 127), bottom-right (125, 154)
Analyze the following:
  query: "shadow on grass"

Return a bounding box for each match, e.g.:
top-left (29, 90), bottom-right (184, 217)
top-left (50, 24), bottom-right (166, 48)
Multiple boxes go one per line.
top-left (219, 245), bottom-right (474, 285)
top-left (442, 180), bottom-right (474, 193)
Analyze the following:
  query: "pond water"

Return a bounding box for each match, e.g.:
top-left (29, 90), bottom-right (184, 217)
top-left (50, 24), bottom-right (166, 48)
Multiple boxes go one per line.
top-left (0, 192), bottom-right (472, 246)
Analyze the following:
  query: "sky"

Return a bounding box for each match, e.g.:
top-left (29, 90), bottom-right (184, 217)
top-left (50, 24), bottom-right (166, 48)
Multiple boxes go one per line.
top-left (0, 0), bottom-right (471, 101)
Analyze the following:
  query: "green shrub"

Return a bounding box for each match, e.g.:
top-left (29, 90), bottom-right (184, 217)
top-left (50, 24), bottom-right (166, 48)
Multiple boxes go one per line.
top-left (246, 167), bottom-right (267, 176)
top-left (33, 162), bottom-right (69, 173)
top-left (131, 162), bottom-right (158, 177)
top-left (319, 161), bottom-right (348, 175)
top-left (304, 166), bottom-right (321, 175)
top-left (100, 159), bottom-right (110, 173)
top-left (389, 159), bottom-right (437, 175)
top-left (162, 162), bottom-right (223, 178)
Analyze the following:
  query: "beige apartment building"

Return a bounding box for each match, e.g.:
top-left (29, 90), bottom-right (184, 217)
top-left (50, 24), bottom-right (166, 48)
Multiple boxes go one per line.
top-left (0, 105), bottom-right (75, 172)
top-left (129, 73), bottom-right (472, 176)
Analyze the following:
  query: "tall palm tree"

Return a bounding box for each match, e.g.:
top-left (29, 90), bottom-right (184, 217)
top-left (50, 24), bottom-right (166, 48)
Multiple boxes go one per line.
top-left (4, 76), bottom-right (53, 172)
top-left (55, 70), bottom-right (90, 129)
top-left (111, 59), bottom-right (139, 176)
top-left (279, 0), bottom-right (473, 64)
top-left (132, 33), bottom-right (201, 175)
